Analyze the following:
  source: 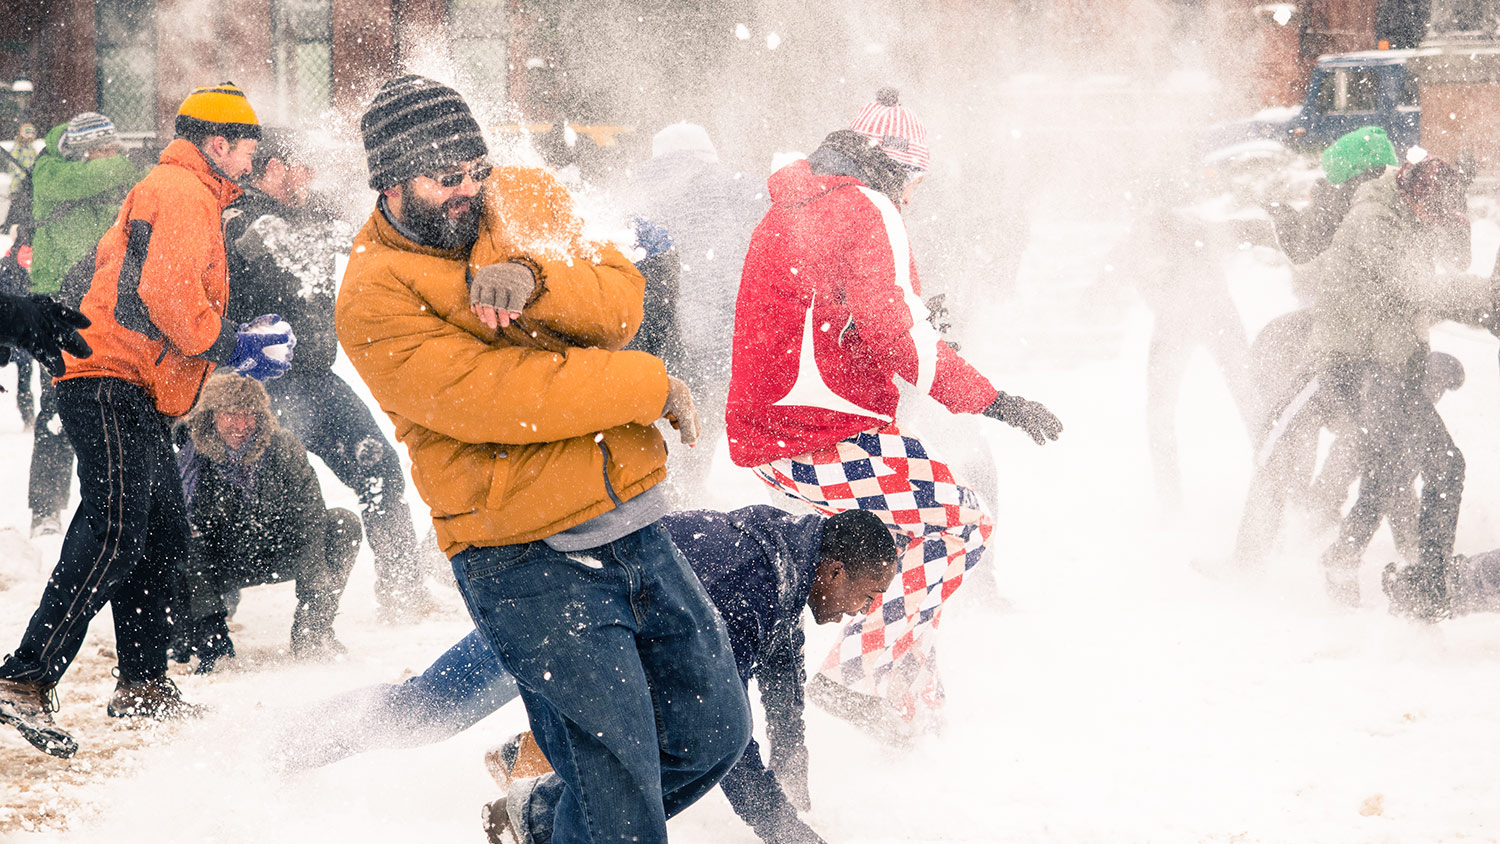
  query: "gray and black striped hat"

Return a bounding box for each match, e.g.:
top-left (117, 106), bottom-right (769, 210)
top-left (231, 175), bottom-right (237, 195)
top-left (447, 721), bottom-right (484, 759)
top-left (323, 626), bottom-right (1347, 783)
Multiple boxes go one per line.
top-left (361, 75), bottom-right (488, 190)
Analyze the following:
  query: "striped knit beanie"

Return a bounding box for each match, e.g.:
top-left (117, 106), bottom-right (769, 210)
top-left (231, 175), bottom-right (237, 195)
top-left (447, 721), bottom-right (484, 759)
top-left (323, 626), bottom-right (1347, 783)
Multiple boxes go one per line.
top-left (58, 112), bottom-right (118, 161)
top-left (176, 83), bottom-right (260, 142)
top-left (361, 75), bottom-right (488, 190)
top-left (848, 87), bottom-right (929, 172)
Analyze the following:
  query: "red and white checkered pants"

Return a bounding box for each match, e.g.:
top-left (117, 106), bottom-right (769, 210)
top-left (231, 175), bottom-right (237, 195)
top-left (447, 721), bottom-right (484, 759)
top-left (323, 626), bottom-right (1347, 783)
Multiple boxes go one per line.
top-left (753, 422), bottom-right (993, 723)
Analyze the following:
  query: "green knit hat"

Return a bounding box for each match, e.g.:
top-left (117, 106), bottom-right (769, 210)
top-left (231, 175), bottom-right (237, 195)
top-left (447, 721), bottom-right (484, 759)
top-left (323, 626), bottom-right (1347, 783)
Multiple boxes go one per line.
top-left (1321, 126), bottom-right (1399, 185)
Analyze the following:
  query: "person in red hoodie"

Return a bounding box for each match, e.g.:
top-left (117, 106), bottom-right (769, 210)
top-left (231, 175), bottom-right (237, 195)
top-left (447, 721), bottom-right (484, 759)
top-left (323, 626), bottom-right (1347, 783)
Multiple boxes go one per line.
top-left (0, 84), bottom-right (294, 760)
top-left (726, 89), bottom-right (1063, 738)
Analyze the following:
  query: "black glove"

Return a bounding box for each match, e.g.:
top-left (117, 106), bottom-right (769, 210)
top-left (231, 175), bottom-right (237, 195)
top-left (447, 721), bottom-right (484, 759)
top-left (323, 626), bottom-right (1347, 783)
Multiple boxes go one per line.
top-left (0, 294), bottom-right (92, 376)
top-left (982, 391), bottom-right (1063, 445)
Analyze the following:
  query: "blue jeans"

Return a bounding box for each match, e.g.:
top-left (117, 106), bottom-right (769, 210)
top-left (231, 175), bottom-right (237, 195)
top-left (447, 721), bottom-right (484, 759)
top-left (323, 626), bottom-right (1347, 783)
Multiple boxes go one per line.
top-left (452, 523), bottom-right (750, 844)
top-left (277, 631), bottom-right (520, 772)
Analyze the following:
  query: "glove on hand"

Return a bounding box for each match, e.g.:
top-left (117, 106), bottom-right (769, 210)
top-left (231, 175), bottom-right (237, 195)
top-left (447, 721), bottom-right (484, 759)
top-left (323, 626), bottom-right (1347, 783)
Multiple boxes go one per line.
top-left (631, 215), bottom-right (674, 261)
top-left (661, 375), bottom-right (700, 446)
top-left (470, 261), bottom-right (537, 330)
top-left (983, 391), bottom-right (1063, 445)
top-left (229, 314), bottom-right (295, 381)
top-left (0, 293), bottom-right (92, 376)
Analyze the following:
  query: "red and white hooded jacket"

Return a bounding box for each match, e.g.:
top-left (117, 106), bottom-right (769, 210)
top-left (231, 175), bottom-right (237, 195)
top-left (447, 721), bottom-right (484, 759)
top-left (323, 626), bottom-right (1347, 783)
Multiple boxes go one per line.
top-left (726, 159), bottom-right (999, 467)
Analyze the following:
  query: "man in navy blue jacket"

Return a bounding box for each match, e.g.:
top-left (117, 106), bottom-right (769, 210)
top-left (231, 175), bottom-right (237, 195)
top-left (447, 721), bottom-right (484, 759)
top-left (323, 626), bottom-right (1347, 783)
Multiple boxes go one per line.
top-left (277, 506), bottom-right (898, 844)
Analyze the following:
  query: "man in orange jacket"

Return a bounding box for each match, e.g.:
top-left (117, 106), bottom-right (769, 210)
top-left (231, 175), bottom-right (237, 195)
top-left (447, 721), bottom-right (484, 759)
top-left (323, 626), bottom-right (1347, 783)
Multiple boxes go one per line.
top-left (337, 75), bottom-right (749, 844)
top-left (0, 84), bottom-right (295, 759)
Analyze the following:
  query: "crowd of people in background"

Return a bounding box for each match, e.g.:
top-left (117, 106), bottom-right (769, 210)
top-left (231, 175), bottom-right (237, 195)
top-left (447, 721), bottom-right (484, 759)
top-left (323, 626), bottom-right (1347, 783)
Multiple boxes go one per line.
top-left (0, 62), bottom-right (1495, 844)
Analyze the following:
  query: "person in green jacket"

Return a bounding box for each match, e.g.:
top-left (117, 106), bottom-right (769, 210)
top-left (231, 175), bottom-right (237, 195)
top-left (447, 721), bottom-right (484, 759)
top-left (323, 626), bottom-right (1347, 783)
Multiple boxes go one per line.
top-left (26, 112), bottom-right (139, 536)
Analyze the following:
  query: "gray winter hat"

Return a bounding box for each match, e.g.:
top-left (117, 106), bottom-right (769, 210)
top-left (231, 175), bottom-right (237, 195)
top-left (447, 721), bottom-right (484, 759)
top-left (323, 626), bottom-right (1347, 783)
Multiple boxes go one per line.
top-left (59, 112), bottom-right (118, 161)
top-left (360, 75), bottom-right (488, 191)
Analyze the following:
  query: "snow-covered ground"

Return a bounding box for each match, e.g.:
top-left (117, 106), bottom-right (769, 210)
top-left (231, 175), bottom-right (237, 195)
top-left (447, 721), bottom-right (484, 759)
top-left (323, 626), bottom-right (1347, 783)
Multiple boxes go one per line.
top-left (6, 198), bottom-right (1500, 844)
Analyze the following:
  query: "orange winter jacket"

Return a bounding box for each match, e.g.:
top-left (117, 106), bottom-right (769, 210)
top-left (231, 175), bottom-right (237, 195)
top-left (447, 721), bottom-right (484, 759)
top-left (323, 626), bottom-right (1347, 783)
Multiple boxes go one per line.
top-left (336, 166), bottom-right (670, 556)
top-left (59, 139), bottom-right (242, 416)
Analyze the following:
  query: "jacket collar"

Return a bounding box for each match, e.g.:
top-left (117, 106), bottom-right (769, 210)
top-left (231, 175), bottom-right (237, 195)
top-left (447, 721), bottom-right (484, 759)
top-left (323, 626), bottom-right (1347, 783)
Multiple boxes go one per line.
top-left (158, 138), bottom-right (243, 209)
top-left (372, 195), bottom-right (471, 261)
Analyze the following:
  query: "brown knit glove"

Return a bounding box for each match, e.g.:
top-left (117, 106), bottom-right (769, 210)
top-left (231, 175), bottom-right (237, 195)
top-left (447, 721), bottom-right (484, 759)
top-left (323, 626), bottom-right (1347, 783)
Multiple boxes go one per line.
top-left (661, 376), bottom-right (699, 446)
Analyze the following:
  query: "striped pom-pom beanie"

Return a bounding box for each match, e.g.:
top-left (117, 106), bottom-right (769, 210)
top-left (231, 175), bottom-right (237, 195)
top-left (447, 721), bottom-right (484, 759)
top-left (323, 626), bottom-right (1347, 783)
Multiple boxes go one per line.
top-left (848, 87), bottom-right (929, 172)
top-left (361, 75), bottom-right (488, 190)
top-left (59, 112), bottom-right (118, 161)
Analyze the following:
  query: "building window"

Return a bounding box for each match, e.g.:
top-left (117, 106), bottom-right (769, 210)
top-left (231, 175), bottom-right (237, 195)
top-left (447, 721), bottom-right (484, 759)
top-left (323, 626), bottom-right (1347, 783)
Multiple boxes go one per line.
top-left (96, 0), bottom-right (156, 133)
top-left (273, 0), bottom-right (333, 126)
top-left (448, 0), bottom-right (508, 97)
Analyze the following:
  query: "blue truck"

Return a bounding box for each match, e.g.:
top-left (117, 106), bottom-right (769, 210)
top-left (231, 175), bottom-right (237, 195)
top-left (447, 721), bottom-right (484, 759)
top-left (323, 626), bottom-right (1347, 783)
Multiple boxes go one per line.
top-left (1207, 48), bottom-right (1429, 154)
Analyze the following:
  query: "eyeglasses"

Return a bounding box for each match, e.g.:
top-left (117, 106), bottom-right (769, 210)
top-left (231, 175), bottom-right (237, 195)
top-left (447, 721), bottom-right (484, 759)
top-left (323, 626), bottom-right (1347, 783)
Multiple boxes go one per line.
top-left (425, 163), bottom-right (493, 188)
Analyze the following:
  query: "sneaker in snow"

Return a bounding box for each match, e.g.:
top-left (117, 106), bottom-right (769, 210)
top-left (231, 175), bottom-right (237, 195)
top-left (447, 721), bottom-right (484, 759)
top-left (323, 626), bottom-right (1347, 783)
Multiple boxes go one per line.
top-left (481, 796), bottom-right (518, 844)
top-left (0, 678), bottom-right (78, 758)
top-left (107, 676), bottom-right (206, 720)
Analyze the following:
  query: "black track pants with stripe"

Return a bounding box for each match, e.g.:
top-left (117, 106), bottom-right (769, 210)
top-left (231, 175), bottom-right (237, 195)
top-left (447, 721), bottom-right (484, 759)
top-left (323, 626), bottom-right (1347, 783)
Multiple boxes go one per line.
top-left (0, 377), bottom-right (189, 686)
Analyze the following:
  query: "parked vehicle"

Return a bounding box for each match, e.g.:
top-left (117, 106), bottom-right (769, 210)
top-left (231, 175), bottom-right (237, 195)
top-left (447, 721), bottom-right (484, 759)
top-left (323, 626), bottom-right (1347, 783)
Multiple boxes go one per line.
top-left (1206, 47), bottom-right (1431, 154)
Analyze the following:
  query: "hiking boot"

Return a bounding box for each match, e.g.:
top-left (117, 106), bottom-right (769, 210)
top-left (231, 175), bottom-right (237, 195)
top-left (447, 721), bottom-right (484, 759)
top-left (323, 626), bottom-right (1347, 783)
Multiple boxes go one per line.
top-left (0, 678), bottom-right (77, 758)
top-left (190, 613), bottom-right (236, 674)
top-left (107, 677), bottom-right (206, 720)
top-left (480, 795), bottom-right (518, 844)
top-left (483, 731), bottom-right (552, 789)
top-left (1382, 560), bottom-right (1452, 622)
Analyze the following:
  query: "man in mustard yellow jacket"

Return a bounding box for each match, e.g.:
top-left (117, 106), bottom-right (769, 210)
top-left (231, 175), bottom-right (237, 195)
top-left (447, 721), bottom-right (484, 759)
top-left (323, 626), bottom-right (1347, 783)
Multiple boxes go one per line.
top-left (335, 76), bottom-right (750, 844)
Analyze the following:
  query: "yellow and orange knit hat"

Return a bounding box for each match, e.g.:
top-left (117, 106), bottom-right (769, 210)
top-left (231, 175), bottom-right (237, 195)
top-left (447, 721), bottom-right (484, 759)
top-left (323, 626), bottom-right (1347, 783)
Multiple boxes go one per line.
top-left (175, 82), bottom-right (261, 141)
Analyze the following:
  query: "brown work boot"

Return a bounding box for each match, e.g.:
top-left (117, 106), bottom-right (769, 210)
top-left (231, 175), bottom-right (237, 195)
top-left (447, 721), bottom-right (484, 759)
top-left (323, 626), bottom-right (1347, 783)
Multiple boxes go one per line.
top-left (0, 678), bottom-right (77, 758)
top-left (483, 731), bottom-right (553, 789)
top-left (106, 676), bottom-right (206, 720)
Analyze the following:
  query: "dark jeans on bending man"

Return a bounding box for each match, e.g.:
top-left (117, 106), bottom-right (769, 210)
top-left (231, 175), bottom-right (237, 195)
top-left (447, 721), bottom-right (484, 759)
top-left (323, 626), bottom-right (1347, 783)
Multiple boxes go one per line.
top-left (265, 372), bottom-right (424, 609)
top-left (452, 522), bottom-right (751, 844)
top-left (0, 377), bottom-right (188, 686)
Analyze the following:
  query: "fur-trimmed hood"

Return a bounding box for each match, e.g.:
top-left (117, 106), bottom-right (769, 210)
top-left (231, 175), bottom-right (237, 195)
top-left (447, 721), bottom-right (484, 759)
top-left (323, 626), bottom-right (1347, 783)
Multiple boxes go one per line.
top-left (183, 373), bottom-right (277, 465)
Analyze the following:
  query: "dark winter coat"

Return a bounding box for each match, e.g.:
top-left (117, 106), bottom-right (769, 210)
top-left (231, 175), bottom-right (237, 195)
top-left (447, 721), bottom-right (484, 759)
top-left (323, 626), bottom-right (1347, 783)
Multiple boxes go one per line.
top-left (223, 187), bottom-right (350, 376)
top-left (622, 248), bottom-right (682, 370)
top-left (661, 505), bottom-right (824, 844)
top-left (178, 375), bottom-right (329, 616)
top-left (30, 123), bottom-right (139, 295)
top-left (726, 141), bottom-right (998, 468)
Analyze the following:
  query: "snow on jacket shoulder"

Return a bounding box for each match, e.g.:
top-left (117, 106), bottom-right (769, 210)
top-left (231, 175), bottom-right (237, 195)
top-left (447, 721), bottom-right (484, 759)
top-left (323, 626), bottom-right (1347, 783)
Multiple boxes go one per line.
top-left (59, 139), bottom-right (242, 417)
top-left (726, 159), bottom-right (998, 467)
top-left (335, 167), bottom-right (670, 555)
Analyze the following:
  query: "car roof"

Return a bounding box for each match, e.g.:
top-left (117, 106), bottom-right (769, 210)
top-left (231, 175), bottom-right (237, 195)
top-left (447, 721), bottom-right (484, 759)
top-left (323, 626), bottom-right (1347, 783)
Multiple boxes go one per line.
top-left (1316, 47), bottom-right (1441, 67)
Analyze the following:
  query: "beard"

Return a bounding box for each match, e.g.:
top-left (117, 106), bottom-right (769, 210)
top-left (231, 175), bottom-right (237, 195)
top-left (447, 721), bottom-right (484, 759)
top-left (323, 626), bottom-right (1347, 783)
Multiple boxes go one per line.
top-left (403, 185), bottom-right (483, 250)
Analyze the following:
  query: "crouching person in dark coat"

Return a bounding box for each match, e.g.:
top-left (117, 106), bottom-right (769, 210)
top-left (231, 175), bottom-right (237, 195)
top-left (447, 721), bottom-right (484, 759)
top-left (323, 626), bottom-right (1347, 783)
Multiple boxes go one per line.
top-left (175, 373), bottom-right (360, 672)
